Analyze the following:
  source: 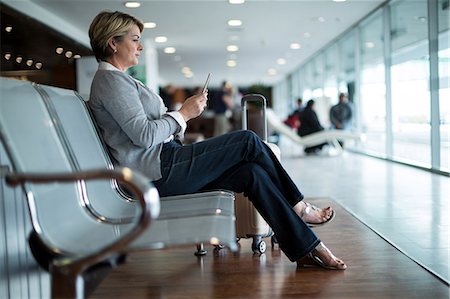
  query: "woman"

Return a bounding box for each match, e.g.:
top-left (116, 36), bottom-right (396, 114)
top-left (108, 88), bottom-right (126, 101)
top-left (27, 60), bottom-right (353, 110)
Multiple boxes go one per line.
top-left (88, 10), bottom-right (346, 270)
top-left (298, 99), bottom-right (328, 154)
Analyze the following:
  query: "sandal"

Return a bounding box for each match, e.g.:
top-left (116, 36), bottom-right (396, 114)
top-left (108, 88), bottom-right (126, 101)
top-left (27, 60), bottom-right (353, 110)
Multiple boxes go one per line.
top-left (300, 202), bottom-right (335, 227)
top-left (297, 242), bottom-right (347, 270)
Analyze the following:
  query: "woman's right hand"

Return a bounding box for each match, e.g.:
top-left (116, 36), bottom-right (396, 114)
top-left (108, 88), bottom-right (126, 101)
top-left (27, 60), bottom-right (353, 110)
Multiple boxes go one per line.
top-left (178, 91), bottom-right (208, 122)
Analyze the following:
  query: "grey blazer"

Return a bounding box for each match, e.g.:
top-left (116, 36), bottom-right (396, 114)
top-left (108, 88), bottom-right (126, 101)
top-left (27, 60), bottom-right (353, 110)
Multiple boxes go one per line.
top-left (89, 68), bottom-right (181, 181)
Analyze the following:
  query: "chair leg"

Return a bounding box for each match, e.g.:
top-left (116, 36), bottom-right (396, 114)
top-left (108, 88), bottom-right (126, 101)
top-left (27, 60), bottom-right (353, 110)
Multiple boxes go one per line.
top-left (51, 265), bottom-right (85, 299)
top-left (194, 243), bottom-right (207, 256)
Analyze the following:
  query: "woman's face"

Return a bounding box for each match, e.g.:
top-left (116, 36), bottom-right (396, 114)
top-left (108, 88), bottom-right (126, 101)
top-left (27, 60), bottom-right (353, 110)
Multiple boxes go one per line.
top-left (113, 24), bottom-right (143, 71)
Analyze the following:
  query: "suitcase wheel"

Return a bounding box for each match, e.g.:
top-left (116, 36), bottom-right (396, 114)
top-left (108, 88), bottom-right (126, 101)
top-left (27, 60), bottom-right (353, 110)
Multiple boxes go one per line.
top-left (251, 237), bottom-right (266, 254)
top-left (271, 235), bottom-right (279, 248)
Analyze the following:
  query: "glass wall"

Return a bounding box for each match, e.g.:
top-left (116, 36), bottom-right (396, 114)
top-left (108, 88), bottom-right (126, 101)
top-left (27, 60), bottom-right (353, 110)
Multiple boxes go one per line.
top-left (273, 0), bottom-right (448, 174)
top-left (438, 0), bottom-right (450, 171)
top-left (390, 0), bottom-right (430, 167)
top-left (359, 12), bottom-right (386, 155)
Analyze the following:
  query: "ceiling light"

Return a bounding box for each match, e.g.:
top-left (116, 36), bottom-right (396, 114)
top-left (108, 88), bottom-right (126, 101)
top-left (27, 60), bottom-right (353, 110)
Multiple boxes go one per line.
top-left (290, 43), bottom-right (301, 50)
top-left (365, 42), bottom-right (375, 48)
top-left (155, 36), bottom-right (167, 43)
top-left (15, 56), bottom-right (22, 63)
top-left (228, 19), bottom-right (242, 27)
top-left (333, 0), bottom-right (347, 2)
top-left (267, 68), bottom-right (277, 76)
top-left (144, 22), bottom-right (156, 28)
top-left (35, 62), bottom-right (42, 69)
top-left (227, 45), bottom-right (239, 52)
top-left (26, 59), bottom-right (33, 66)
top-left (124, 2), bottom-right (141, 8)
top-left (74, 54), bottom-right (81, 59)
top-left (227, 60), bottom-right (237, 67)
top-left (56, 47), bottom-right (63, 54)
top-left (65, 51), bottom-right (73, 58)
top-left (185, 72), bottom-right (193, 78)
top-left (164, 47), bottom-right (176, 54)
top-left (4, 53), bottom-right (11, 60)
top-left (277, 58), bottom-right (287, 65)
top-left (229, 0), bottom-right (245, 4)
top-left (181, 67), bottom-right (191, 74)
top-left (5, 26), bottom-right (12, 33)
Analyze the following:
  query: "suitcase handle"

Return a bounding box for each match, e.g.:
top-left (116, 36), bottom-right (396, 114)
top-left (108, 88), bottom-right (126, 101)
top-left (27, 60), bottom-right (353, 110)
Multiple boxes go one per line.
top-left (241, 94), bottom-right (267, 141)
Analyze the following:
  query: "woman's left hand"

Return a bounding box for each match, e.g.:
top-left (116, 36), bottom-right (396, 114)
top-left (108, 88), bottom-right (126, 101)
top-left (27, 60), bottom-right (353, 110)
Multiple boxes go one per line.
top-left (178, 91), bottom-right (208, 122)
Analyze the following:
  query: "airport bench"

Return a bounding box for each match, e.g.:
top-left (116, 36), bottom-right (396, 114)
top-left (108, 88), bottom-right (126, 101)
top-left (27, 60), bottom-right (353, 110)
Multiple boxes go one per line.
top-left (0, 78), bottom-right (237, 299)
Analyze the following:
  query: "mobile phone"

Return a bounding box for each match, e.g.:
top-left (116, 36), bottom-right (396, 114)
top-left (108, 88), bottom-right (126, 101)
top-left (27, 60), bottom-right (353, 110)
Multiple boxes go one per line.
top-left (201, 73), bottom-right (212, 93)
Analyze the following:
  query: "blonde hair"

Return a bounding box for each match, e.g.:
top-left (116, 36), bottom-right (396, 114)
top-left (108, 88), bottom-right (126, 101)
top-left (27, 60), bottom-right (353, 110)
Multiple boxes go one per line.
top-left (89, 11), bottom-right (144, 62)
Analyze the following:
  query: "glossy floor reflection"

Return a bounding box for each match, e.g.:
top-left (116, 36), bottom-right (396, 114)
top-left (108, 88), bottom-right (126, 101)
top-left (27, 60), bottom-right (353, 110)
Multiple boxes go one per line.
top-left (281, 149), bottom-right (449, 284)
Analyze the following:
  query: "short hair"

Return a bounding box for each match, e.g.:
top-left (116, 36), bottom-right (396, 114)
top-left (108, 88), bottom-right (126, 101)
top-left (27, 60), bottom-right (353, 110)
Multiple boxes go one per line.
top-left (89, 11), bottom-right (144, 62)
top-left (306, 99), bottom-right (315, 108)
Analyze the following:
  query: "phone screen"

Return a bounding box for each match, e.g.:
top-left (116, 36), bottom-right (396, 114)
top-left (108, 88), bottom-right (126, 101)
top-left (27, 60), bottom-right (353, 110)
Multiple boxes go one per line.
top-left (202, 73), bottom-right (212, 93)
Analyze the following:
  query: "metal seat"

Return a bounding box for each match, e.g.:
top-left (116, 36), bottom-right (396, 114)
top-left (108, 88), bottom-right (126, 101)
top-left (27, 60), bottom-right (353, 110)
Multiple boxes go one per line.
top-left (0, 78), bottom-right (237, 299)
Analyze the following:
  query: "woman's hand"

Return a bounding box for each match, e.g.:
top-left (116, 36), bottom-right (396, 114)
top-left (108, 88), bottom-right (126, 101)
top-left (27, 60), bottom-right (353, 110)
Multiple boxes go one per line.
top-left (178, 91), bottom-right (208, 122)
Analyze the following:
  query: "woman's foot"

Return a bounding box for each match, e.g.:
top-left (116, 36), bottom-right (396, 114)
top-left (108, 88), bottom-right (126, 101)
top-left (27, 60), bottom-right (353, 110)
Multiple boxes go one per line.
top-left (297, 242), bottom-right (347, 270)
top-left (294, 201), bottom-right (335, 227)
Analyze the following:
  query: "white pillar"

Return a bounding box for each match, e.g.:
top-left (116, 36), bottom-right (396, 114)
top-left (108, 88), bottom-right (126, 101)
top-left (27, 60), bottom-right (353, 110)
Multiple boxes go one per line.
top-left (144, 39), bottom-right (159, 94)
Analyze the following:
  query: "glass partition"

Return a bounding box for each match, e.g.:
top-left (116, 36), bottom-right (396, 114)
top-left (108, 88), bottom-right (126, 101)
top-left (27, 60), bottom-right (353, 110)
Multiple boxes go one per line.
top-left (438, 0), bottom-right (450, 171)
top-left (359, 12), bottom-right (386, 155)
top-left (390, 0), bottom-right (430, 166)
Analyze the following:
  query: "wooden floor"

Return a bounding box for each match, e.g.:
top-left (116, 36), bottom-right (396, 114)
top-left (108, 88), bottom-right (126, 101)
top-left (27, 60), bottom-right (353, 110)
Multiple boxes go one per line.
top-left (91, 197), bottom-right (449, 299)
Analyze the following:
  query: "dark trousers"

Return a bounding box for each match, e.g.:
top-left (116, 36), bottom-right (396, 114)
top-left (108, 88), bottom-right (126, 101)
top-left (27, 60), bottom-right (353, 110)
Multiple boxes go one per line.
top-left (154, 130), bottom-right (319, 261)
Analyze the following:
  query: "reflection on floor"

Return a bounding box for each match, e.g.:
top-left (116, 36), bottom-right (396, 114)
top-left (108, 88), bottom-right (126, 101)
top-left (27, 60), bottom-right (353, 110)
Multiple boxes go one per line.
top-left (280, 147), bottom-right (449, 284)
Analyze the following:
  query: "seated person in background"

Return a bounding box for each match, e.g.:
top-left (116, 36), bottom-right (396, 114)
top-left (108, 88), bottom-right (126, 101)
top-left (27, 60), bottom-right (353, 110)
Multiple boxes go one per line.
top-left (88, 10), bottom-right (346, 270)
top-left (297, 100), bottom-right (327, 154)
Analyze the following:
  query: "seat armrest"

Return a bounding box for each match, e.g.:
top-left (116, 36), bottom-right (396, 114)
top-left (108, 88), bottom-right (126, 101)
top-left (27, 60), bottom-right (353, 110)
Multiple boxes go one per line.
top-left (4, 167), bottom-right (160, 275)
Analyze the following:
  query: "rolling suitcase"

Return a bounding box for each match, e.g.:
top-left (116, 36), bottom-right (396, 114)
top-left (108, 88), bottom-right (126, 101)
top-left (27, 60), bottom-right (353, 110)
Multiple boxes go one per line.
top-left (236, 94), bottom-right (279, 254)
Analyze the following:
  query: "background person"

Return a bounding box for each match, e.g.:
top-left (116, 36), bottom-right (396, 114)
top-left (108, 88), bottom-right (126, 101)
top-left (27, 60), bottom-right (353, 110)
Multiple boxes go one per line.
top-left (297, 100), bottom-right (327, 154)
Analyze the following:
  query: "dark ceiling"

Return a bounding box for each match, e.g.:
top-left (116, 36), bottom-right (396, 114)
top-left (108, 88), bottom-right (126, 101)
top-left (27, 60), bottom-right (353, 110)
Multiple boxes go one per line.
top-left (0, 3), bottom-right (92, 89)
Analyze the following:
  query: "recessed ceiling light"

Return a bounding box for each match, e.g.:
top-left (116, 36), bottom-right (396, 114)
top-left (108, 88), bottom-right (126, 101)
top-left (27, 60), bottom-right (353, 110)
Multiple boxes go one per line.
top-left (74, 54), bottom-right (81, 59)
top-left (56, 47), bottom-right (64, 54)
top-left (181, 67), bottom-right (191, 74)
top-left (227, 45), bottom-right (239, 52)
top-left (228, 19), bottom-right (242, 27)
top-left (65, 51), bottom-right (73, 58)
top-left (277, 58), bottom-right (287, 65)
top-left (35, 62), bottom-right (42, 69)
top-left (227, 60), bottom-right (237, 67)
top-left (290, 43), bottom-right (301, 50)
top-left (15, 56), bottom-right (22, 63)
top-left (155, 36), bottom-right (167, 43)
top-left (267, 68), bottom-right (277, 76)
top-left (333, 0), bottom-right (347, 2)
top-left (124, 2), bottom-right (141, 8)
top-left (4, 53), bottom-right (11, 60)
top-left (26, 59), bottom-right (33, 66)
top-left (5, 26), bottom-right (12, 33)
top-left (365, 42), bottom-right (375, 48)
top-left (229, 0), bottom-right (245, 4)
top-left (185, 72), bottom-right (193, 78)
top-left (144, 22), bottom-right (156, 28)
top-left (164, 47), bottom-right (176, 54)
